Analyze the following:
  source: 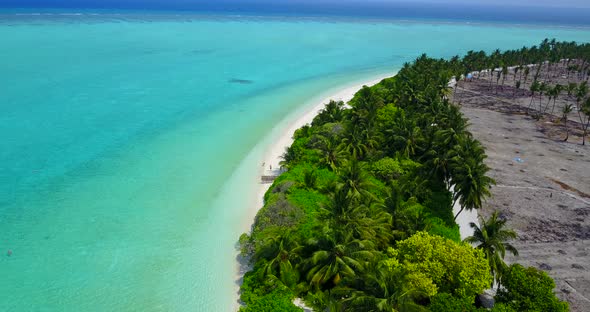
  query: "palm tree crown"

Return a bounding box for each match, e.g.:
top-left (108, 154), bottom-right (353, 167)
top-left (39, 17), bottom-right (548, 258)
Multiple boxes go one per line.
top-left (465, 211), bottom-right (518, 285)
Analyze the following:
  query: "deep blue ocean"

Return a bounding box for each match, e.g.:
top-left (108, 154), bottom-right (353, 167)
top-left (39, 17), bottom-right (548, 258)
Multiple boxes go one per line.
top-left (3, 0), bottom-right (590, 26)
top-left (1, 2), bottom-right (589, 311)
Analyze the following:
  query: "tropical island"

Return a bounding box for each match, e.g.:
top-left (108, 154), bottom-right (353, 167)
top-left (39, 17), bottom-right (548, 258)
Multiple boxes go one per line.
top-left (238, 39), bottom-right (590, 311)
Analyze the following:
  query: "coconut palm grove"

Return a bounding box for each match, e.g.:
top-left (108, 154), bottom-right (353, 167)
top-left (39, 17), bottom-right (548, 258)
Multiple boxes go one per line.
top-left (238, 39), bottom-right (590, 311)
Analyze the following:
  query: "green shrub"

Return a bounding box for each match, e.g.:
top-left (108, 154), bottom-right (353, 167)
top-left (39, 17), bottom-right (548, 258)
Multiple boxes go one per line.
top-left (240, 266), bottom-right (302, 312)
top-left (239, 290), bottom-right (302, 312)
top-left (393, 232), bottom-right (492, 299)
top-left (371, 157), bottom-right (404, 181)
top-left (496, 264), bottom-right (569, 312)
top-left (491, 303), bottom-right (517, 312)
top-left (429, 292), bottom-right (480, 312)
top-left (427, 217), bottom-right (460, 242)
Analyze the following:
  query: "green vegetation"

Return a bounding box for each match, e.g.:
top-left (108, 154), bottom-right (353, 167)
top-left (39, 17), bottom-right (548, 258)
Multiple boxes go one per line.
top-left (495, 264), bottom-right (569, 312)
top-left (239, 39), bottom-right (585, 311)
top-left (465, 211), bottom-right (519, 285)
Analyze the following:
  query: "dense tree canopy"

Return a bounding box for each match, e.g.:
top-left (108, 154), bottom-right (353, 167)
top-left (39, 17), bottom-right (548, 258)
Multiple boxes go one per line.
top-left (239, 39), bottom-right (585, 311)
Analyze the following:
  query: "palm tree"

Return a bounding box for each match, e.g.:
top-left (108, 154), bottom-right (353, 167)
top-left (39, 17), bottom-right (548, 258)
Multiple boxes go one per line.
top-left (256, 231), bottom-right (303, 288)
top-left (514, 80), bottom-right (521, 97)
top-left (280, 145), bottom-right (298, 169)
top-left (562, 104), bottom-right (574, 142)
top-left (542, 85), bottom-right (555, 114)
top-left (316, 135), bottom-right (345, 171)
top-left (527, 80), bottom-right (540, 115)
top-left (449, 137), bottom-right (496, 220)
top-left (304, 233), bottom-right (376, 290)
top-left (425, 106), bottom-right (470, 189)
top-left (513, 66), bottom-right (520, 88)
top-left (578, 97), bottom-right (590, 145)
top-left (495, 70), bottom-right (502, 94)
top-left (576, 81), bottom-right (589, 110)
top-left (452, 72), bottom-right (461, 102)
top-left (340, 262), bottom-right (429, 312)
top-left (536, 82), bottom-right (547, 117)
top-left (523, 66), bottom-right (530, 85)
top-left (321, 187), bottom-right (366, 235)
top-left (465, 211), bottom-right (518, 285)
top-left (389, 115), bottom-right (424, 158)
top-left (500, 65), bottom-right (508, 91)
top-left (351, 86), bottom-right (384, 132)
top-left (550, 84), bottom-right (562, 115)
top-left (338, 160), bottom-right (373, 199)
top-left (567, 82), bottom-right (577, 100)
top-left (340, 128), bottom-right (370, 160)
top-left (313, 100), bottom-right (346, 126)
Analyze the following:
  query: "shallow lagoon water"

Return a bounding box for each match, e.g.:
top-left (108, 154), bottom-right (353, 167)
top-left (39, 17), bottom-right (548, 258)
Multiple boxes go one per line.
top-left (1, 13), bottom-right (589, 311)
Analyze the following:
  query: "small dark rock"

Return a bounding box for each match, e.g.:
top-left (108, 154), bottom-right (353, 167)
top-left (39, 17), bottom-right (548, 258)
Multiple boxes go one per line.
top-left (572, 264), bottom-right (585, 270)
top-left (538, 263), bottom-right (552, 271)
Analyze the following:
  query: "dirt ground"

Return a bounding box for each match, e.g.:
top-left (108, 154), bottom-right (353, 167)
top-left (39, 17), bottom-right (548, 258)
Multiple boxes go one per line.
top-left (455, 71), bottom-right (590, 311)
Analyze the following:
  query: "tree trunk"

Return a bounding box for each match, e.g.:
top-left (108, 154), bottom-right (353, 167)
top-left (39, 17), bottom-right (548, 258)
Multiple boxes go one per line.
top-left (527, 93), bottom-right (535, 115)
top-left (578, 111), bottom-right (589, 145)
top-left (454, 206), bottom-right (465, 221)
top-left (551, 97), bottom-right (558, 115)
top-left (584, 118), bottom-right (589, 145)
top-left (538, 93), bottom-right (544, 116)
top-left (543, 97), bottom-right (552, 114)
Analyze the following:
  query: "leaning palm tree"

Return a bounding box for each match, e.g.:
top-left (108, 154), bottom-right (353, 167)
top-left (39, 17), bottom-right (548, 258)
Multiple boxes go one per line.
top-left (527, 80), bottom-right (540, 115)
top-left (465, 211), bottom-right (518, 286)
top-left (449, 137), bottom-right (496, 220)
top-left (451, 156), bottom-right (495, 220)
top-left (562, 104), bottom-right (574, 142)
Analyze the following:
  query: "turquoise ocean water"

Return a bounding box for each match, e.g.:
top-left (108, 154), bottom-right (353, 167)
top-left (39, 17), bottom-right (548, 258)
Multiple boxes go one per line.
top-left (1, 12), bottom-right (589, 311)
